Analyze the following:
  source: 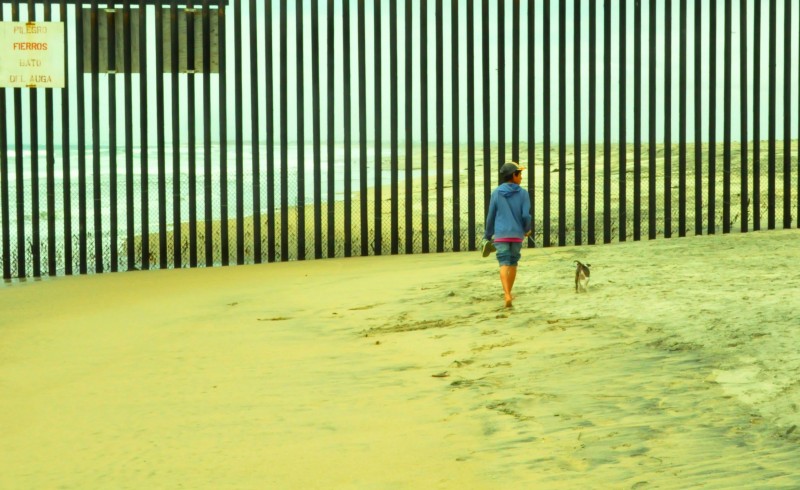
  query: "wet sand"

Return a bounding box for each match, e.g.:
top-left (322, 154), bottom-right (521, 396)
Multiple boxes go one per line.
top-left (2, 228), bottom-right (800, 488)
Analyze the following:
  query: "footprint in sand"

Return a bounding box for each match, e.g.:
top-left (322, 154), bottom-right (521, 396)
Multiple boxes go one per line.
top-left (482, 361), bottom-right (512, 368)
top-left (450, 359), bottom-right (475, 368)
top-left (472, 339), bottom-right (518, 352)
top-left (349, 304), bottom-right (381, 311)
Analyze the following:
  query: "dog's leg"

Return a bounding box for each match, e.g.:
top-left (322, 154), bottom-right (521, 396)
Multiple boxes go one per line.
top-left (580, 264), bottom-right (591, 292)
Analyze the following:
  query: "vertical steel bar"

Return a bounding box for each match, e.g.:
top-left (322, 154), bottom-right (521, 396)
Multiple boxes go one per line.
top-left (294, 0), bottom-right (304, 260)
top-left (343, 0), bottom-right (352, 256)
top-left (170, 2), bottom-right (182, 266)
top-left (234, 0), bottom-right (244, 264)
top-left (59, 0), bottom-right (72, 274)
top-left (753, 0), bottom-right (761, 231)
top-left (543, 0), bottom-right (550, 246)
top-left (603, 0), bottom-right (611, 243)
top-left (663, 0), bottom-right (672, 239)
top-left (782, 0), bottom-right (791, 229)
top-left (451, 0), bottom-right (460, 251)
top-left (248, 0), bottom-right (260, 262)
top-left (0, 177), bottom-right (9, 272)
top-left (739, 0), bottom-right (748, 232)
top-left (526, 0), bottom-right (535, 249)
top-left (574, 0), bottom-right (582, 245)
top-left (138, 0), bottom-right (149, 269)
top-left (436, 0), bottom-right (444, 253)
top-left (619, 0), bottom-right (627, 242)
top-left (280, 0), bottom-right (288, 260)
top-left (326, 0), bottom-right (335, 257)
top-left (76, 0), bottom-right (87, 273)
top-left (468, 0), bottom-right (476, 250)
top-left (405, 0), bottom-right (414, 253)
top-left (312, 0), bottom-right (322, 258)
top-left (511, 0), bottom-right (519, 163)
top-left (264, 0), bottom-right (275, 261)
top-left (198, 5), bottom-right (213, 267)
top-left (0, 4), bottom-right (9, 279)
top-left (373, 0), bottom-right (381, 255)
top-left (45, 0), bottom-right (57, 275)
top-left (7, 2), bottom-right (18, 276)
top-left (768, 0), bottom-right (776, 229)
top-left (218, 0), bottom-right (229, 264)
top-left (589, 0), bottom-right (597, 244)
top-left (481, 0), bottom-right (490, 221)
top-left (90, 1), bottom-right (102, 272)
top-left (187, 1), bottom-right (198, 267)
top-left (723, 0), bottom-right (732, 233)
top-left (357, 0), bottom-right (368, 255)
top-left (0, 19), bottom-right (6, 276)
top-left (633, 0), bottom-right (641, 241)
top-left (709, 0), bottom-right (717, 234)
top-left (694, 0), bottom-right (703, 235)
top-left (155, 0), bottom-right (167, 268)
top-left (421, 0), bottom-right (430, 252)
top-left (203, 0), bottom-right (213, 266)
top-left (107, 8), bottom-right (118, 272)
top-left (29, 0), bottom-right (41, 276)
top-left (124, 1), bottom-right (134, 270)
top-left (390, 0), bottom-right (399, 254)
top-left (679, 0), bottom-right (687, 237)
top-left (497, 0), bottom-right (504, 166)
top-left (558, 0), bottom-right (565, 246)
top-left (648, 0), bottom-right (656, 240)
top-left (324, 0), bottom-right (336, 257)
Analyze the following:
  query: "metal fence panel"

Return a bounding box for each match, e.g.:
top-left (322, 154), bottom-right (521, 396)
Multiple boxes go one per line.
top-left (0, 0), bottom-right (798, 280)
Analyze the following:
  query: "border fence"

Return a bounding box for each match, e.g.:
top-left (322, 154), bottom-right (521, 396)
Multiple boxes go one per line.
top-left (1, 0), bottom-right (798, 280)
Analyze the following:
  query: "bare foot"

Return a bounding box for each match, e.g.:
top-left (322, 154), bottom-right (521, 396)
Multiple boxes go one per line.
top-left (504, 297), bottom-right (513, 308)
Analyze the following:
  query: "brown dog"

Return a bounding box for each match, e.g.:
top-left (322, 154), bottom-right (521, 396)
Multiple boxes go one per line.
top-left (574, 261), bottom-right (591, 293)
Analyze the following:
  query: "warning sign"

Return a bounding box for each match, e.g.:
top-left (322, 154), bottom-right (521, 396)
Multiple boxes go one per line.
top-left (0, 22), bottom-right (65, 88)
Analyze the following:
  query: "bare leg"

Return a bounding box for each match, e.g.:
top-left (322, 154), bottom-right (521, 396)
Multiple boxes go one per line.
top-left (507, 265), bottom-right (517, 293)
top-left (499, 265), bottom-right (518, 307)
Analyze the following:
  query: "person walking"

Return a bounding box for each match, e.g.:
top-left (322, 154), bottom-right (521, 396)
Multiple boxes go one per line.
top-left (482, 162), bottom-right (532, 308)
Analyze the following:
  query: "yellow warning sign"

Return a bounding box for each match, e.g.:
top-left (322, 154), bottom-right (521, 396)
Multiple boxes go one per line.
top-left (0, 22), bottom-right (65, 88)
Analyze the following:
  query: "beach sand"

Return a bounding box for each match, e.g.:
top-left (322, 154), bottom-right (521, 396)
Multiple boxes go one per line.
top-left (2, 228), bottom-right (800, 488)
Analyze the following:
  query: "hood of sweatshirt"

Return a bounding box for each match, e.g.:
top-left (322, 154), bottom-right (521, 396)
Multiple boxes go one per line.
top-left (498, 183), bottom-right (522, 197)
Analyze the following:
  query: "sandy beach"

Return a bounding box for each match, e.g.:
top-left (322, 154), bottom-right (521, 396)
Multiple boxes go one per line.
top-left (2, 228), bottom-right (800, 488)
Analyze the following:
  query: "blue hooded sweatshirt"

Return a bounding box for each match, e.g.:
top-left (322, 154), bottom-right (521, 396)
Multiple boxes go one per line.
top-left (484, 183), bottom-right (532, 241)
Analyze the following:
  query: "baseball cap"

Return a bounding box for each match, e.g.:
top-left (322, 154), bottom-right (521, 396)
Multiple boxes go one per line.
top-left (499, 161), bottom-right (525, 180)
